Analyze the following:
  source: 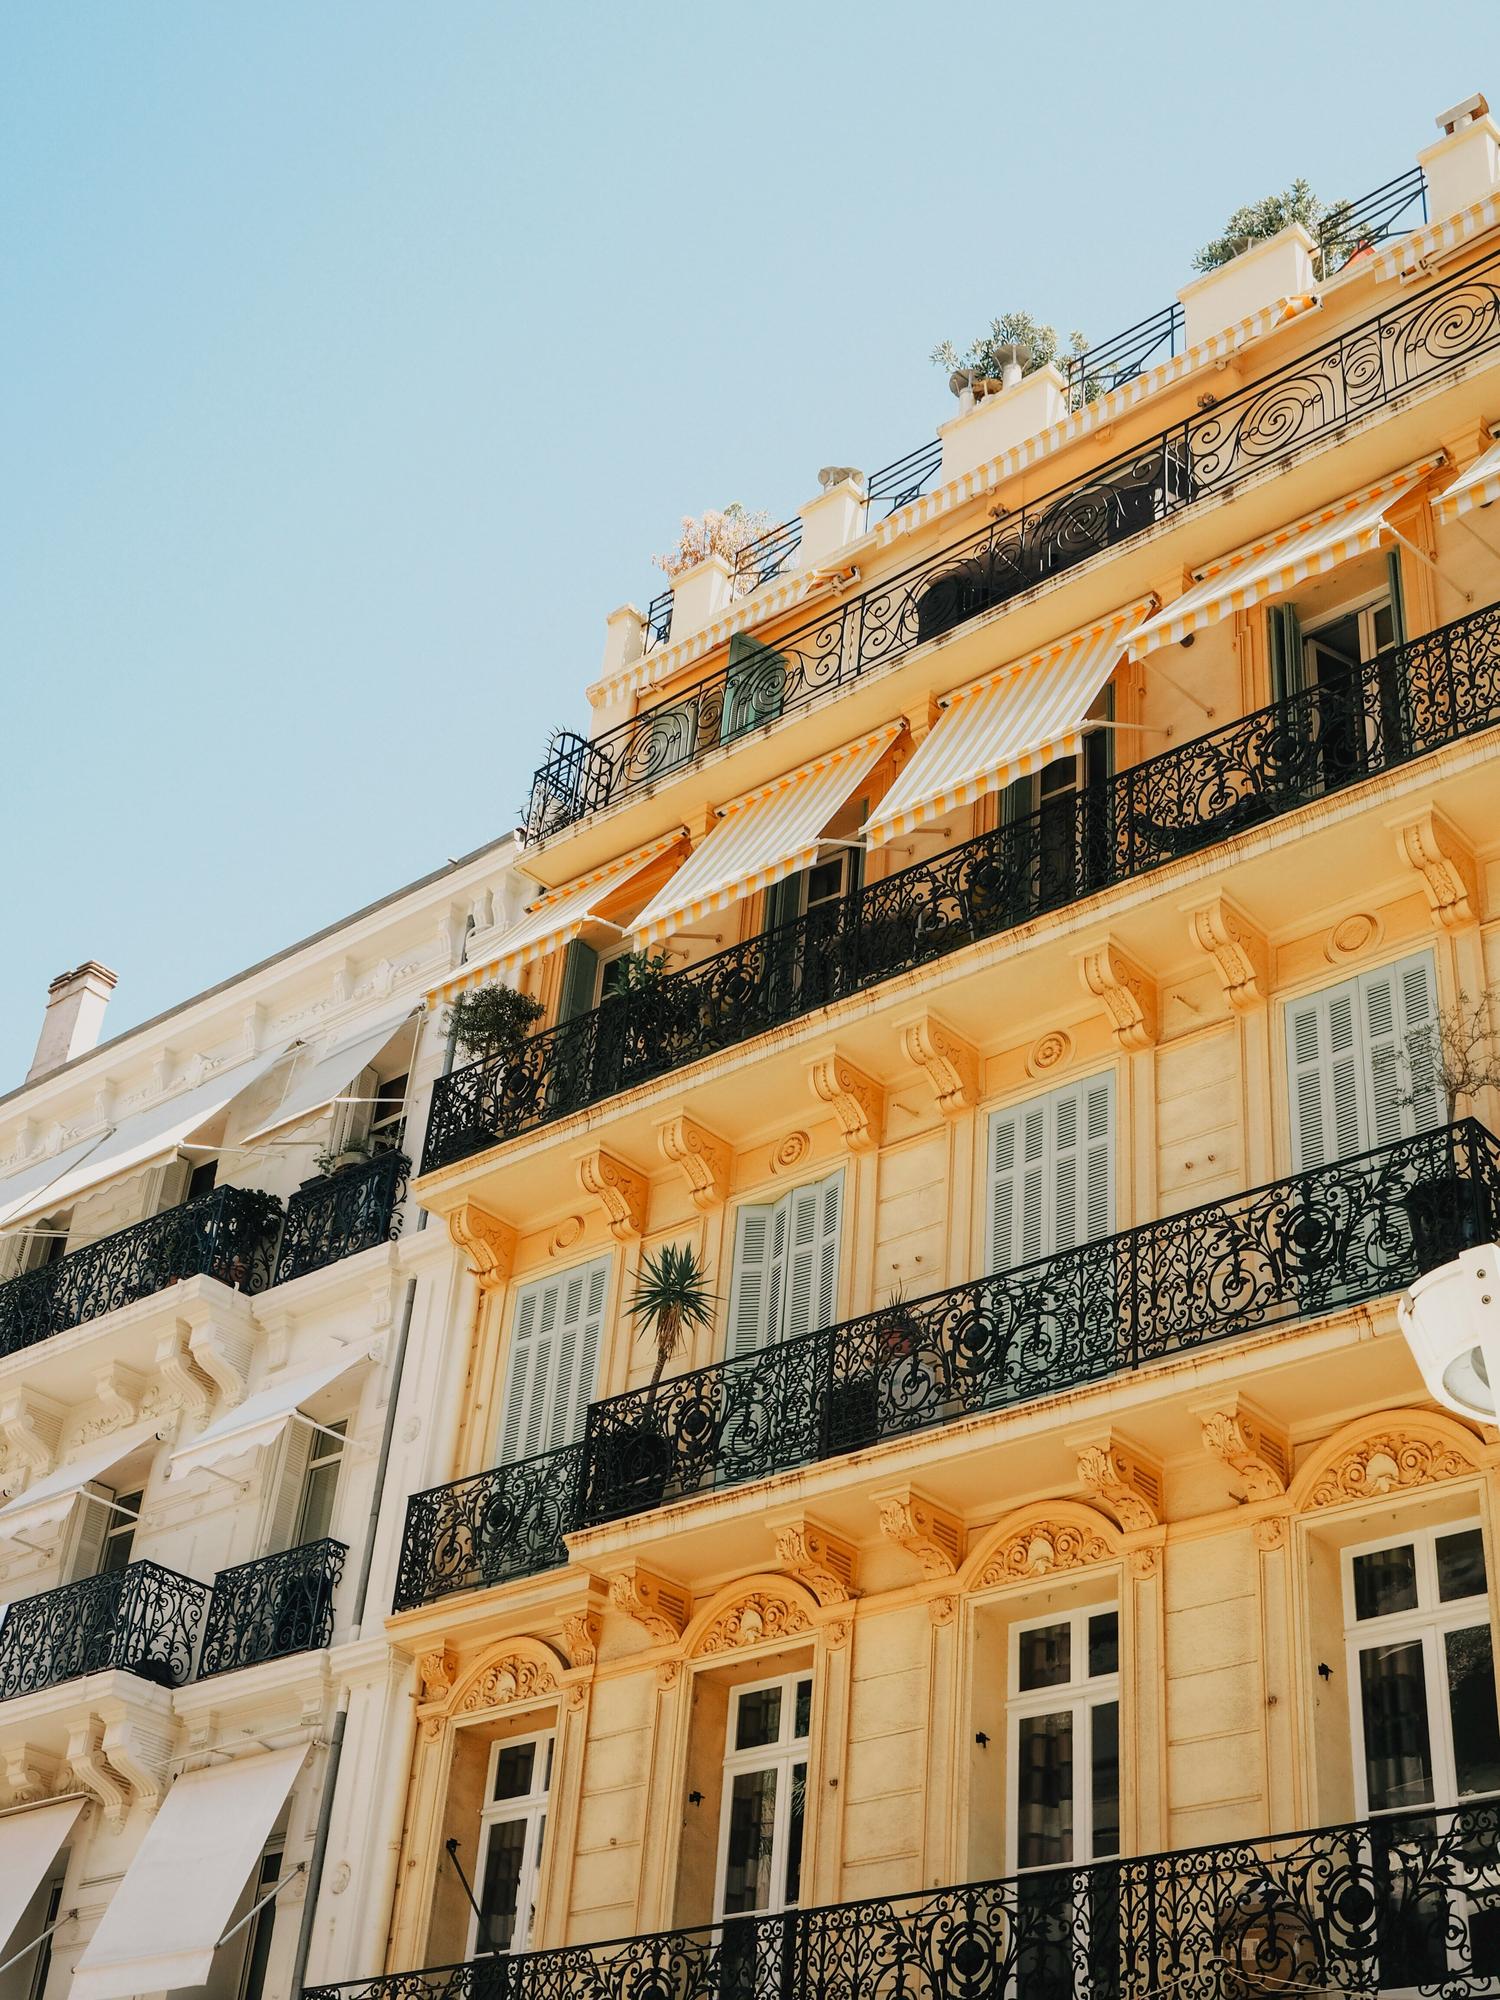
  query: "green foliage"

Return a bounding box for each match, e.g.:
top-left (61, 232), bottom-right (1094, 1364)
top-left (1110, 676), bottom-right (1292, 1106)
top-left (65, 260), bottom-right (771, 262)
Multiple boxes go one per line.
top-left (1192, 179), bottom-right (1353, 273)
top-left (626, 1241), bottom-right (718, 1391)
top-left (447, 983), bottom-right (545, 1063)
top-left (607, 949), bottom-right (673, 994)
top-left (314, 1136), bottom-right (372, 1177)
top-left (931, 309), bottom-right (1090, 384)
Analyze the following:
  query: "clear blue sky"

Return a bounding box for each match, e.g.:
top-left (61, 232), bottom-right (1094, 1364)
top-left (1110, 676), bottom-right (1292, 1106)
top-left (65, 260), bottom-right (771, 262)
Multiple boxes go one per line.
top-left (2, 3), bottom-right (1493, 1083)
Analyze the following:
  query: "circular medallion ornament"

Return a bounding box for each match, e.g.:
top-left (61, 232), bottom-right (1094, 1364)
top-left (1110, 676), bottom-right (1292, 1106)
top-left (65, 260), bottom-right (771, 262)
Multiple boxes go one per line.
top-left (772, 1130), bottom-right (811, 1173)
top-left (550, 1214), bottom-right (584, 1255)
top-left (1325, 912), bottom-right (1380, 962)
top-left (1027, 1029), bottom-right (1073, 1077)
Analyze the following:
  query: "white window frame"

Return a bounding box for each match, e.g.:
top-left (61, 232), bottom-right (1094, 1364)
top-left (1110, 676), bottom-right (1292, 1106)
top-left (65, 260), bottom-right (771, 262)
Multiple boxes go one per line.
top-left (1005, 1604), bottom-right (1121, 1873)
top-left (468, 1729), bottom-right (554, 1957)
top-left (713, 1670), bottom-right (814, 1922)
top-left (1342, 1518), bottom-right (1495, 1818)
top-left (1302, 584), bottom-right (1395, 671)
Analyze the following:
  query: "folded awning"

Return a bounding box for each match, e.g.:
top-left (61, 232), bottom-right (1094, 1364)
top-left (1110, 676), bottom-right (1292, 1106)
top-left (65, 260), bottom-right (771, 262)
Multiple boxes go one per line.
top-left (0, 1044), bottom-right (293, 1230)
top-left (0, 1423), bottom-right (161, 1546)
top-left (1434, 438), bottom-right (1500, 524)
top-left (632, 725), bottom-right (903, 947)
top-left (0, 1134), bottom-right (112, 1229)
top-left (862, 606), bottom-right (1150, 849)
top-left (71, 1746), bottom-right (306, 2000)
top-left (437, 829), bottom-right (688, 1003)
top-left (1128, 456), bottom-right (1445, 661)
top-left (0, 1797), bottom-right (83, 1955)
top-left (237, 1007), bottom-right (419, 1147)
top-left (169, 1351), bottom-right (363, 1482)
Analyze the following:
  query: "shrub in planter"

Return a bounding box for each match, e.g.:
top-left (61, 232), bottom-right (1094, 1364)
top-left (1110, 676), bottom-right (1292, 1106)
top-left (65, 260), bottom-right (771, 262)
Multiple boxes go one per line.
top-left (447, 984), bottom-right (544, 1066)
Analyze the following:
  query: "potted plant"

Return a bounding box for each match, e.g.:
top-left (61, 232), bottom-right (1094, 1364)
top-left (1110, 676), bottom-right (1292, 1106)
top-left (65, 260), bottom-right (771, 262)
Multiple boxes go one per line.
top-left (652, 504), bottom-right (775, 599)
top-left (595, 1243), bottom-right (718, 1518)
top-left (1403, 991), bottom-right (1500, 1272)
top-left (446, 983), bottom-right (545, 1066)
top-left (827, 1284), bottom-right (925, 1453)
top-left (312, 1135), bottom-right (374, 1179)
top-left (1191, 179), bottom-right (1353, 275)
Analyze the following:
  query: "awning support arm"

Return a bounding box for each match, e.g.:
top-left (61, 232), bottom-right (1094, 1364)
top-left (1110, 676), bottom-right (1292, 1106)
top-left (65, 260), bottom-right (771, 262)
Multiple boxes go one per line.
top-left (0, 1910), bottom-right (79, 1977)
top-left (215, 1861), bottom-right (306, 1950)
top-left (1144, 660), bottom-right (1215, 717)
top-left (445, 1839), bottom-right (503, 1957)
top-left (1384, 524), bottom-right (1474, 603)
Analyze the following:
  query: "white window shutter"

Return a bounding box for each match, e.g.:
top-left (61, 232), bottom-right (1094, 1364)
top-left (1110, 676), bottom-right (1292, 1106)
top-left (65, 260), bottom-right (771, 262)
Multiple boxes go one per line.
top-left (64, 1489), bottom-right (114, 1582)
top-left (555, 1258), bottom-right (609, 1449)
top-left (728, 1203), bottom-right (777, 1359)
top-left (1381, 952), bottom-right (1441, 1139)
top-left (1287, 980), bottom-right (1363, 1171)
top-left (813, 1173), bottom-right (843, 1332)
top-left (1287, 953), bottom-right (1439, 1172)
top-left (499, 1258), bottom-right (610, 1462)
top-left (784, 1173), bottom-right (843, 1341)
top-left (988, 1078), bottom-right (1113, 1275)
top-left (499, 1279), bottom-right (547, 1464)
top-left (266, 1424), bottom-right (314, 1552)
top-left (1082, 1078), bottom-right (1114, 1243)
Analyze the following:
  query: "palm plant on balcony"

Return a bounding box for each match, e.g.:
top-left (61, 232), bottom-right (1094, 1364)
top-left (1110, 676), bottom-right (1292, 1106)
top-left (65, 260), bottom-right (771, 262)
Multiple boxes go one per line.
top-left (627, 1241), bottom-right (717, 1394)
top-left (1403, 990), bottom-right (1500, 1269)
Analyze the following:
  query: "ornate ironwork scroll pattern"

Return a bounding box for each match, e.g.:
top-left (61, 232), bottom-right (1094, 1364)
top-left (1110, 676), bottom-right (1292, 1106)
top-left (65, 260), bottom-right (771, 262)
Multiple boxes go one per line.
top-left (428, 600), bottom-right (1500, 1174)
top-left (393, 1446), bottom-right (584, 1611)
top-left (196, 1538), bottom-right (347, 1678)
top-left (522, 245), bottom-right (1500, 839)
top-left (306, 1799), bottom-right (1500, 2000)
top-left (275, 1151), bottom-right (408, 1286)
top-left (0, 1185), bottom-right (285, 1361)
top-left (0, 1561), bottom-right (210, 1701)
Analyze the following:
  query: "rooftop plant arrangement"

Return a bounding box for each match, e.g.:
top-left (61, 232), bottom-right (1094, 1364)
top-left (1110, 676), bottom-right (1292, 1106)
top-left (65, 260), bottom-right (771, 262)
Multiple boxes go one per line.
top-left (931, 309), bottom-right (1090, 386)
top-left (1193, 179), bottom-right (1356, 273)
top-left (626, 1241), bottom-right (718, 1393)
top-left (653, 503), bottom-right (775, 585)
top-left (446, 983), bottom-right (544, 1065)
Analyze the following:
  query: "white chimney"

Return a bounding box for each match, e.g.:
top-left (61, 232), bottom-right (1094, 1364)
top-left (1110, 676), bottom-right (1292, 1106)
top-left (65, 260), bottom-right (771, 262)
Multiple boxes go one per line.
top-left (27, 962), bottom-right (118, 1082)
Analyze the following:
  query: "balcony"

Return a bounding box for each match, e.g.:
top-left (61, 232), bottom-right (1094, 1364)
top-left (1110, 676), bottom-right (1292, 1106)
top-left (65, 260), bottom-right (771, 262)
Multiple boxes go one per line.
top-left (273, 1150), bottom-right (410, 1286)
top-left (0, 1184), bottom-right (284, 1361)
top-left (427, 599), bottom-right (1500, 1177)
top-left (524, 239), bottom-right (1500, 842)
top-left (0, 1561), bottom-right (210, 1701)
top-left (304, 1797), bottom-right (1500, 2000)
top-left (394, 1120), bottom-right (1497, 1608)
top-left (196, 1538), bottom-right (347, 1679)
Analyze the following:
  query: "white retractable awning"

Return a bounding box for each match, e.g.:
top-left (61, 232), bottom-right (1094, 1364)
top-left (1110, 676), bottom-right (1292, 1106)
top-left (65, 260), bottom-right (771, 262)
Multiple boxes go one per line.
top-left (0, 1797), bottom-right (83, 1956)
top-left (0, 1424), bottom-right (161, 1548)
top-left (168, 1351), bottom-right (363, 1482)
top-left (862, 605), bottom-right (1151, 849)
top-left (1127, 456), bottom-right (1444, 662)
top-left (1434, 438), bottom-right (1500, 524)
top-left (631, 725), bottom-right (903, 947)
top-left (237, 1007), bottom-right (418, 1147)
top-left (71, 1746), bottom-right (306, 2000)
top-left (438, 829), bottom-right (688, 1002)
top-left (0, 1136), bottom-right (113, 1229)
top-left (0, 1045), bottom-right (293, 1231)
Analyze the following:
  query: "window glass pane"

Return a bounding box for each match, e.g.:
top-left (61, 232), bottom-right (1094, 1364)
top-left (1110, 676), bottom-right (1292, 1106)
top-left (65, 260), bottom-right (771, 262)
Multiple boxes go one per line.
top-left (793, 1679), bottom-right (812, 1740)
top-left (1018, 1623), bottom-right (1071, 1692)
top-left (722, 1768), bottom-right (778, 1916)
top-left (1353, 1544), bottom-right (1419, 1621)
top-left (1016, 1710), bottom-right (1073, 1869)
top-left (493, 1742), bottom-right (537, 1802)
top-left (1445, 1625), bottom-right (1500, 1798)
top-left (735, 1686), bottom-right (783, 1751)
top-left (1437, 1529), bottom-right (1487, 1603)
top-left (1090, 1703), bottom-right (1120, 1859)
top-left (1359, 1640), bottom-right (1435, 1810)
top-left (99, 1496), bottom-right (141, 1576)
top-left (1088, 1612), bottom-right (1119, 1679)
top-left (477, 1818), bottom-right (528, 1950)
top-left (784, 1761), bottom-right (807, 1908)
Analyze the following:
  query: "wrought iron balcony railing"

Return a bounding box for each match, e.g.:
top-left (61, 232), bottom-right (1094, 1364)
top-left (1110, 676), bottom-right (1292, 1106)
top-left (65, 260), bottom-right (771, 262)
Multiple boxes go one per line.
top-left (430, 598), bottom-right (1500, 1173)
top-left (0, 1184), bottom-right (284, 1361)
top-left (274, 1151), bottom-right (409, 1287)
top-left (524, 229), bottom-right (1494, 842)
top-left (0, 1561), bottom-right (211, 1701)
top-left (392, 1445), bottom-right (584, 1612)
top-left (305, 1796), bottom-right (1500, 2000)
top-left (196, 1538), bottom-right (347, 1679)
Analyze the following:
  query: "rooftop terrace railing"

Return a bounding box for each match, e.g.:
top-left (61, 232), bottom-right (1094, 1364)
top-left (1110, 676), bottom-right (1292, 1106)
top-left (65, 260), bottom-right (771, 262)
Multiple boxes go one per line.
top-left (304, 1795), bottom-right (1500, 2000)
top-left (432, 598), bottom-right (1500, 1174)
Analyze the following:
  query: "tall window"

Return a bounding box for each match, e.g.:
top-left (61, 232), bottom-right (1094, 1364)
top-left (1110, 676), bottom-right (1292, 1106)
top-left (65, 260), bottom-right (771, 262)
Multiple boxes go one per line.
top-left (727, 1172), bottom-right (843, 1358)
top-left (1007, 1606), bottom-right (1121, 1871)
top-left (234, 1850), bottom-right (284, 2000)
top-left (1285, 952), bottom-right (1441, 1172)
top-left (1345, 1522), bottom-right (1500, 1815)
top-left (715, 1674), bottom-right (812, 1920)
top-left (98, 1491), bottom-right (143, 1575)
top-left (294, 1421), bottom-right (347, 1544)
top-left (497, 1258), bottom-right (609, 1464)
top-left (987, 1075), bottom-right (1114, 1275)
top-left (471, 1733), bottom-right (553, 1955)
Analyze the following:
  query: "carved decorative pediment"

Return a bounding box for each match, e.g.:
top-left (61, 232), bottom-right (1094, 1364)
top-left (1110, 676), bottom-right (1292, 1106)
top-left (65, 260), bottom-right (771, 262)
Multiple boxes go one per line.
top-left (446, 1203), bottom-right (517, 1291)
top-left (656, 1115), bottom-right (731, 1211)
top-left (577, 1150), bottom-right (649, 1241)
top-left (1302, 1420), bottom-right (1479, 1511)
top-left (971, 1508), bottom-right (1118, 1589)
top-left (692, 1586), bottom-right (813, 1658)
top-left (900, 1015), bottom-right (979, 1117)
top-left (458, 1654), bottom-right (558, 1714)
top-left (807, 1052), bottom-right (885, 1151)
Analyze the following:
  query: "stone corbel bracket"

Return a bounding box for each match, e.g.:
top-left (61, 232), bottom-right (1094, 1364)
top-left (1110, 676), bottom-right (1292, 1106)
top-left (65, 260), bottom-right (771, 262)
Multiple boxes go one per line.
top-left (1073, 1432), bottom-right (1163, 1533)
top-left (1198, 1398), bottom-right (1290, 1502)
top-left (875, 1486), bottom-right (965, 1577)
top-left (577, 1150), bottom-right (649, 1242)
top-left (0, 1387), bottom-right (65, 1497)
top-left (655, 1114), bottom-right (731, 1211)
top-left (1078, 940), bottom-right (1159, 1051)
top-left (152, 1324), bottom-right (216, 1422)
top-left (445, 1202), bottom-right (518, 1292)
top-left (770, 1515), bottom-right (859, 1605)
top-left (61, 1717), bottom-right (131, 1826)
top-left (807, 1051), bottom-right (885, 1151)
top-left (2, 1741), bottom-right (60, 1809)
top-left (96, 1700), bottom-right (174, 1815)
top-left (900, 1014), bottom-right (980, 1117)
top-left (1186, 894), bottom-right (1269, 1011)
top-left (1394, 806), bottom-right (1478, 931)
top-left (179, 1289), bottom-right (258, 1409)
top-left (608, 1565), bottom-right (691, 1643)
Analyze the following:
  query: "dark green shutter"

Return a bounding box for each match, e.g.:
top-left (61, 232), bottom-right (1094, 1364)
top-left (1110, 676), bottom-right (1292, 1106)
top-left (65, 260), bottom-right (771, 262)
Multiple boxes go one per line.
top-left (1386, 549), bottom-right (1407, 647)
top-left (557, 940), bottom-right (599, 1020)
top-left (765, 874), bottom-right (804, 932)
top-left (1268, 603), bottom-right (1305, 703)
top-left (721, 631), bottom-right (788, 743)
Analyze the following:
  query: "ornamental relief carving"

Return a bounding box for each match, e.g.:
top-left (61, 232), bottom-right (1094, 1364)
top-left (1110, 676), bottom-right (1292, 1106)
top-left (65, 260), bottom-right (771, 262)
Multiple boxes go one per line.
top-left (458, 1654), bottom-right (558, 1714)
top-left (975, 1519), bottom-right (1114, 1587)
top-left (1304, 1430), bottom-right (1476, 1511)
top-left (692, 1588), bottom-right (813, 1658)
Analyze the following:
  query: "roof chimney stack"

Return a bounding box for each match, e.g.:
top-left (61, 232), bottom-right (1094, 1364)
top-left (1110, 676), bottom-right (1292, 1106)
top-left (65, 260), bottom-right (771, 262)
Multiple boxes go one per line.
top-left (27, 962), bottom-right (118, 1083)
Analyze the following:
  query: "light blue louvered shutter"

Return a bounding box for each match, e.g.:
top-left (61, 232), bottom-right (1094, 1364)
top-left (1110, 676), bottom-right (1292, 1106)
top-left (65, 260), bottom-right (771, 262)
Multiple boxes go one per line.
top-left (551, 1256), bottom-right (610, 1450)
top-left (728, 1201), bottom-right (778, 1358)
top-left (1287, 977), bottom-right (1366, 1172)
top-left (784, 1172), bottom-right (843, 1341)
top-left (1052, 1076), bottom-right (1115, 1252)
top-left (989, 1098), bottom-right (1048, 1274)
top-left (500, 1258), bottom-right (611, 1461)
top-left (1363, 952), bottom-right (1440, 1148)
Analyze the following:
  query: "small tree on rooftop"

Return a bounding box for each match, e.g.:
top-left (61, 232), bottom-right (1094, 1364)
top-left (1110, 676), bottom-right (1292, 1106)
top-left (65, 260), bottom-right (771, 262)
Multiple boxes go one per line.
top-left (653, 504), bottom-right (775, 589)
top-left (446, 984), bottom-right (544, 1065)
top-left (1193, 179), bottom-right (1356, 274)
top-left (931, 310), bottom-right (1090, 384)
top-left (626, 1241), bottom-right (718, 1394)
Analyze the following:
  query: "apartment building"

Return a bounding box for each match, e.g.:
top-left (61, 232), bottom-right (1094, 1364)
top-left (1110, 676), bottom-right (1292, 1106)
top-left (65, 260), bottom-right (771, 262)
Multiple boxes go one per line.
top-left (0, 838), bottom-right (524, 2000)
top-left (332, 95), bottom-right (1500, 2000)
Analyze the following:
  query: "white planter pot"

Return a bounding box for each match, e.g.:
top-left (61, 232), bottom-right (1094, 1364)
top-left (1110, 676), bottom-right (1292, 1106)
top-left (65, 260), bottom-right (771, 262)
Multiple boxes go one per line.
top-left (1395, 1241), bottom-right (1500, 1418)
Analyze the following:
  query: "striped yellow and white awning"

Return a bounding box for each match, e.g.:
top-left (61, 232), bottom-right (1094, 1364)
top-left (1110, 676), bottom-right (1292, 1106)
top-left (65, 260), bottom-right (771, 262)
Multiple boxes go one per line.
top-left (1372, 192), bottom-right (1500, 281)
top-left (436, 829), bottom-right (687, 1003)
top-left (861, 603), bottom-right (1152, 850)
top-left (1434, 437), bottom-right (1500, 523)
top-left (631, 725), bottom-right (903, 947)
top-left (1127, 455), bottom-right (1446, 662)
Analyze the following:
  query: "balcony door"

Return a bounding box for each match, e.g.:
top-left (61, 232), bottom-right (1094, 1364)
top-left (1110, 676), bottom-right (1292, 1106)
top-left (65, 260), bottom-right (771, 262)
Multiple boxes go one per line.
top-left (987, 1075), bottom-right (1114, 1276)
top-left (497, 1258), bottom-right (609, 1465)
top-left (1002, 701), bottom-right (1112, 912)
top-left (469, 1732), bottom-right (553, 1956)
top-left (727, 1172), bottom-right (843, 1359)
top-left (714, 1673), bottom-right (812, 1921)
top-left (1285, 952), bottom-right (1441, 1173)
